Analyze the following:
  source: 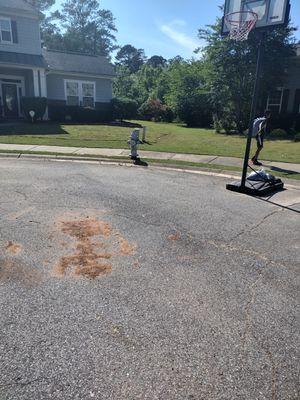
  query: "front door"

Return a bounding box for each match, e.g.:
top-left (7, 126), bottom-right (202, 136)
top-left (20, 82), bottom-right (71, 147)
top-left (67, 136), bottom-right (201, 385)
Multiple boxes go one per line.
top-left (2, 83), bottom-right (19, 117)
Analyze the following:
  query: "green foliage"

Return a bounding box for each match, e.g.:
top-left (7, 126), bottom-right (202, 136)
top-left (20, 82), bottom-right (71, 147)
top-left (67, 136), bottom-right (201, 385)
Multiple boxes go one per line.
top-left (116, 45), bottom-right (146, 73)
top-left (42, 0), bottom-right (117, 56)
top-left (147, 56), bottom-right (167, 68)
top-left (177, 93), bottom-right (213, 127)
top-left (138, 99), bottom-right (174, 122)
top-left (21, 97), bottom-right (47, 121)
top-left (111, 98), bottom-right (138, 121)
top-left (294, 133), bottom-right (300, 142)
top-left (198, 19), bottom-right (297, 133)
top-left (269, 128), bottom-right (289, 139)
top-left (113, 57), bottom-right (207, 127)
top-left (162, 60), bottom-right (206, 108)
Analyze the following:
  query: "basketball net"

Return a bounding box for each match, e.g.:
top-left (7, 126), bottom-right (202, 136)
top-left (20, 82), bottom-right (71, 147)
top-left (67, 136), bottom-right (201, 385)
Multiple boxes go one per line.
top-left (225, 11), bottom-right (258, 41)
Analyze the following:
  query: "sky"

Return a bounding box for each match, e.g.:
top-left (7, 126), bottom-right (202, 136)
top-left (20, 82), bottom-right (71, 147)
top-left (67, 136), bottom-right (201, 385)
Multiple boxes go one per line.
top-left (54, 0), bottom-right (300, 59)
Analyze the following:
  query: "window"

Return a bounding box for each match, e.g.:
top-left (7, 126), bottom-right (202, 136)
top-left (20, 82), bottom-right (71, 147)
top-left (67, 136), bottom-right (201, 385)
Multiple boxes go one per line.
top-left (267, 88), bottom-right (284, 114)
top-left (0, 17), bottom-right (12, 44)
top-left (65, 80), bottom-right (95, 107)
top-left (66, 81), bottom-right (79, 106)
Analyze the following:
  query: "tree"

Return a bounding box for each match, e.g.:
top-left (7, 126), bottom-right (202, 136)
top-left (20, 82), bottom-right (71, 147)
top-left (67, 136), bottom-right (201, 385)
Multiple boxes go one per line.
top-left (162, 59), bottom-right (206, 108)
top-left (25, 0), bottom-right (55, 12)
top-left (147, 56), bottom-right (167, 68)
top-left (52, 0), bottom-right (117, 56)
top-left (115, 45), bottom-right (146, 73)
top-left (198, 16), bottom-right (296, 133)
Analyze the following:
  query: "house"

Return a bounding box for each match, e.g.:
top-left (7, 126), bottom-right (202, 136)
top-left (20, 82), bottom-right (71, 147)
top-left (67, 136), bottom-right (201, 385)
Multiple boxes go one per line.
top-left (0, 0), bottom-right (115, 119)
top-left (264, 43), bottom-right (300, 115)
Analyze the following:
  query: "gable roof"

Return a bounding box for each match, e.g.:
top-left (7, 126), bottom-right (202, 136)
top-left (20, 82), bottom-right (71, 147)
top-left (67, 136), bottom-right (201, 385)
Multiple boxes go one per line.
top-left (0, 0), bottom-right (40, 17)
top-left (43, 49), bottom-right (115, 77)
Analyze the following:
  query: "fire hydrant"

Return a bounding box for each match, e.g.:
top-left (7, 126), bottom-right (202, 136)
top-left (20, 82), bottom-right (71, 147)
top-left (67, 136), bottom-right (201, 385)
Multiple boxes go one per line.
top-left (128, 129), bottom-right (142, 159)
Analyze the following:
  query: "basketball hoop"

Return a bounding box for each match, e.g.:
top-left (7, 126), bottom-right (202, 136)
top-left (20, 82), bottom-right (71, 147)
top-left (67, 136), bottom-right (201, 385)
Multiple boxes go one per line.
top-left (225, 11), bottom-right (258, 41)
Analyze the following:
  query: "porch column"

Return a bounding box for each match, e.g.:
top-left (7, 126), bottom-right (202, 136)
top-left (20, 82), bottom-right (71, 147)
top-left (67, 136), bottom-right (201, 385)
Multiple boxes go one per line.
top-left (32, 68), bottom-right (39, 97)
top-left (40, 69), bottom-right (47, 98)
top-left (40, 69), bottom-right (49, 120)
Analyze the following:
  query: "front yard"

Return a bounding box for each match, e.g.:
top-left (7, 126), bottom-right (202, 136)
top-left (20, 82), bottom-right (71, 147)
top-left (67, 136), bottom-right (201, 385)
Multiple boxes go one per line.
top-left (0, 121), bottom-right (299, 163)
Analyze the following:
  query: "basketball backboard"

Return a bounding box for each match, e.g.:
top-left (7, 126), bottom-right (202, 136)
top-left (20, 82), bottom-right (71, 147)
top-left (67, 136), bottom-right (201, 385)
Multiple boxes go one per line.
top-left (222, 0), bottom-right (291, 35)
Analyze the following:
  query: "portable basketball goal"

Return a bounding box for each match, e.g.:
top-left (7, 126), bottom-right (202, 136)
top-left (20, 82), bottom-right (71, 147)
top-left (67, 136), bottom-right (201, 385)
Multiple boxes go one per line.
top-left (222, 0), bottom-right (291, 196)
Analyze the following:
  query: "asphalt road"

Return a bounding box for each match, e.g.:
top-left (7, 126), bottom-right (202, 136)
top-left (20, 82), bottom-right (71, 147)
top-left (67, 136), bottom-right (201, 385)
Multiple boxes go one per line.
top-left (0, 158), bottom-right (299, 400)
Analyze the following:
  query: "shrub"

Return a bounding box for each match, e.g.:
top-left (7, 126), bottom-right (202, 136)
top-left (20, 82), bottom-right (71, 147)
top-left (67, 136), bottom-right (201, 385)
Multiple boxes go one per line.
top-left (177, 93), bottom-right (213, 128)
top-left (138, 99), bottom-right (174, 123)
top-left (270, 113), bottom-right (300, 134)
top-left (161, 107), bottom-right (175, 123)
top-left (268, 128), bottom-right (289, 139)
top-left (294, 133), bottom-right (300, 142)
top-left (111, 97), bottom-right (138, 121)
top-left (138, 99), bottom-right (163, 121)
top-left (21, 97), bottom-right (47, 121)
top-left (48, 104), bottom-right (112, 123)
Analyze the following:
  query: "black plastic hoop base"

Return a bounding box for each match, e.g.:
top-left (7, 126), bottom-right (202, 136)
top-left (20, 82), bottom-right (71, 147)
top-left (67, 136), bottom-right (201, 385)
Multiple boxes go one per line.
top-left (226, 179), bottom-right (284, 196)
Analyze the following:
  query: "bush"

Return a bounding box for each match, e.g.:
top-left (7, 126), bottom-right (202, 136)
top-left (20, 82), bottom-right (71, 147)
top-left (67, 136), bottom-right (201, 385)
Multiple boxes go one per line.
top-left (270, 113), bottom-right (300, 134)
top-left (138, 99), bottom-right (163, 122)
top-left (138, 99), bottom-right (174, 123)
top-left (48, 104), bottom-right (112, 123)
top-left (177, 93), bottom-right (213, 128)
top-left (294, 133), bottom-right (300, 142)
top-left (111, 97), bottom-right (138, 121)
top-left (268, 128), bottom-right (289, 139)
top-left (21, 97), bottom-right (47, 121)
top-left (161, 107), bottom-right (175, 123)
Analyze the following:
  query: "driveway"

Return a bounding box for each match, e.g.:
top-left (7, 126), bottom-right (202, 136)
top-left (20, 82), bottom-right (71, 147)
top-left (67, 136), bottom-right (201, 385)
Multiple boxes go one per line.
top-left (0, 158), bottom-right (299, 400)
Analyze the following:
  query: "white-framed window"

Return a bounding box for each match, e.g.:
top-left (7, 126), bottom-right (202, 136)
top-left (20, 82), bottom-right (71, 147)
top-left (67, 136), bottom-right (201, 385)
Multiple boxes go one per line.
top-left (267, 88), bottom-right (284, 114)
top-left (64, 80), bottom-right (96, 108)
top-left (0, 17), bottom-right (12, 44)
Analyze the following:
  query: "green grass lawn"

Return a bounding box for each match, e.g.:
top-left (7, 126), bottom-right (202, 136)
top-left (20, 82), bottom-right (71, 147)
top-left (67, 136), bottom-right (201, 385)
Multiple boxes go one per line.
top-left (0, 120), bottom-right (299, 163)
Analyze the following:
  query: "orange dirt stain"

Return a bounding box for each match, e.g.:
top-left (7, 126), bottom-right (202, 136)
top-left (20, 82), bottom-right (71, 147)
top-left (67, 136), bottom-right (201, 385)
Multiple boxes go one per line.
top-left (168, 233), bottom-right (181, 241)
top-left (55, 218), bottom-right (113, 279)
top-left (5, 241), bottom-right (23, 255)
top-left (132, 260), bottom-right (141, 268)
top-left (61, 219), bottom-right (112, 240)
top-left (119, 238), bottom-right (137, 256)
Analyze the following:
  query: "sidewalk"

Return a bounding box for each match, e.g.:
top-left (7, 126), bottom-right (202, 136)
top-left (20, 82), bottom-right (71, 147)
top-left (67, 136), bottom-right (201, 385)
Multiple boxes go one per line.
top-left (0, 143), bottom-right (299, 174)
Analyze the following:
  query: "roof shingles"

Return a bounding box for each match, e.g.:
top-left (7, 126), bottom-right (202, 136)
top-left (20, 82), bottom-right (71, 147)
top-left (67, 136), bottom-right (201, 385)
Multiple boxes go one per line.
top-left (42, 49), bottom-right (115, 77)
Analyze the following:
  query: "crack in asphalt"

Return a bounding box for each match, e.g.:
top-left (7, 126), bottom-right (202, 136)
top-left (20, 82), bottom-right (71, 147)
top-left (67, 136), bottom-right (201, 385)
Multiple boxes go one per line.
top-left (0, 376), bottom-right (52, 388)
top-left (231, 208), bottom-right (282, 241)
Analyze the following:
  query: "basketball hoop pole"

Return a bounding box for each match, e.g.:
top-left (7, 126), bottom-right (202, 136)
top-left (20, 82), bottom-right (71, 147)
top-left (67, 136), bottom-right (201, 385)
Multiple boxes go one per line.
top-left (241, 34), bottom-right (264, 188)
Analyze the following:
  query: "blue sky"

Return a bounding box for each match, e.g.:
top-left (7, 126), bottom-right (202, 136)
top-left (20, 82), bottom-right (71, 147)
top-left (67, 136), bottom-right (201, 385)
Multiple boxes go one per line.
top-left (54, 0), bottom-right (300, 59)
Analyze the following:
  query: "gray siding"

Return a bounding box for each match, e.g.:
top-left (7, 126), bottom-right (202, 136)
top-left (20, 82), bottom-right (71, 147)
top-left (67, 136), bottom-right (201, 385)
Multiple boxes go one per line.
top-left (0, 15), bottom-right (42, 55)
top-left (46, 73), bottom-right (113, 103)
top-left (285, 64), bottom-right (300, 112)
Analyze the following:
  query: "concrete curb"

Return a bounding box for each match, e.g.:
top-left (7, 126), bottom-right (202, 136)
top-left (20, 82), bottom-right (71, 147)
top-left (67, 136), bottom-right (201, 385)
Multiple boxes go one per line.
top-left (1, 151), bottom-right (300, 189)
